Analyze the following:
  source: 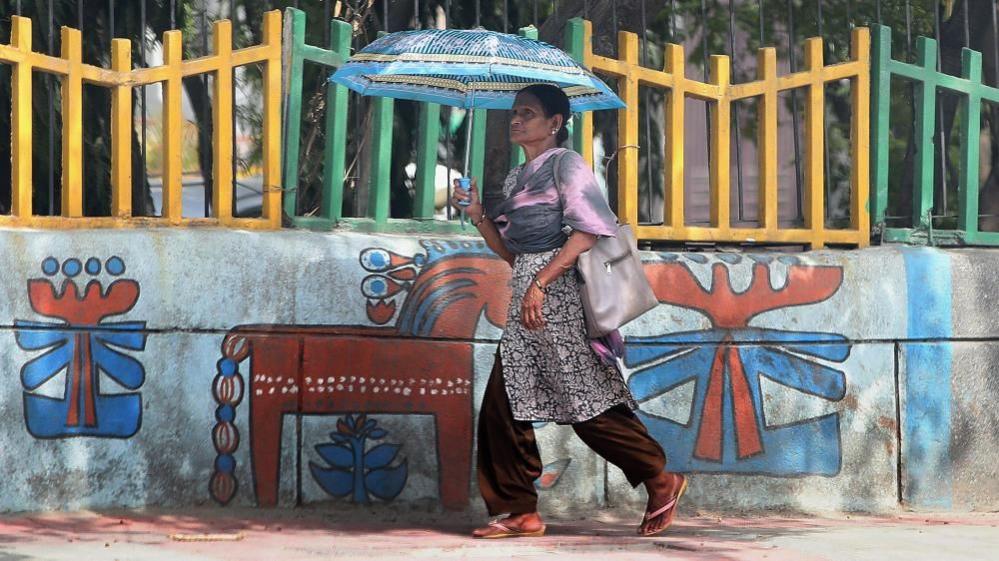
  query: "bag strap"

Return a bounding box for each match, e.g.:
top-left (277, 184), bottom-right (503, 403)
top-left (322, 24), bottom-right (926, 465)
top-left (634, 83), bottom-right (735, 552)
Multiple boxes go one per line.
top-left (551, 149), bottom-right (569, 196)
top-left (552, 149), bottom-right (621, 230)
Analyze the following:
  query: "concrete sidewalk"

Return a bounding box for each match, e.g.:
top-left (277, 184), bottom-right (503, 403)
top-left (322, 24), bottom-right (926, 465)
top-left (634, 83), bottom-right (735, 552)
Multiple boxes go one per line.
top-left (0, 507), bottom-right (996, 561)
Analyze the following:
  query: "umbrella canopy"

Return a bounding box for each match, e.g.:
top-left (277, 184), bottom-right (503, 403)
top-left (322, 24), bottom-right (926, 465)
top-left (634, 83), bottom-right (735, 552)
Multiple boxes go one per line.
top-left (329, 28), bottom-right (624, 111)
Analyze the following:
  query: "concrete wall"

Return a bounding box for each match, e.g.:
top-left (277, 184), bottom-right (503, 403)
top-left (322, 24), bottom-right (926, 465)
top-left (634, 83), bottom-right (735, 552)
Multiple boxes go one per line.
top-left (0, 229), bottom-right (994, 514)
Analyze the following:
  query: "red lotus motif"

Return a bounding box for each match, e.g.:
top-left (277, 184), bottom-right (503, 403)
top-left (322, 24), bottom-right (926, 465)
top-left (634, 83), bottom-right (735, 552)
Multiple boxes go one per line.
top-left (28, 279), bottom-right (139, 325)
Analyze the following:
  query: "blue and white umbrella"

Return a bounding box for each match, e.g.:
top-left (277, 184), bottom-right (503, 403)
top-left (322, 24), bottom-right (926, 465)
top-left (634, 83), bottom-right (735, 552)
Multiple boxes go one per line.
top-left (329, 28), bottom-right (624, 225)
top-left (330, 28), bottom-right (624, 111)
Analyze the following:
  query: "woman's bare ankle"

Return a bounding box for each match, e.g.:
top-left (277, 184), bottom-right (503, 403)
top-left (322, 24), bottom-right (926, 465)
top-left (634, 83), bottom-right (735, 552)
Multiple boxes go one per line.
top-left (644, 471), bottom-right (672, 492)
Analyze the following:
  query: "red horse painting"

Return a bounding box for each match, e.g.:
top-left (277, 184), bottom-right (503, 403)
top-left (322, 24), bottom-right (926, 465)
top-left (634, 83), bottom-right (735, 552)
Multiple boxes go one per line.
top-left (211, 240), bottom-right (511, 509)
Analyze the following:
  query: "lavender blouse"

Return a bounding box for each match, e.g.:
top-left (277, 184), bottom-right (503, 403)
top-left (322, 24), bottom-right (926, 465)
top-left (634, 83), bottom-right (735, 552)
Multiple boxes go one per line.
top-left (486, 147), bottom-right (618, 254)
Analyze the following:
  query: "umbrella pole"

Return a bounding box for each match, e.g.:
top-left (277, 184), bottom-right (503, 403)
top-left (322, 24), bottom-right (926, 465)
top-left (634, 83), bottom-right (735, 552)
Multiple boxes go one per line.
top-left (463, 108), bottom-right (473, 184)
top-left (458, 108), bottom-right (475, 228)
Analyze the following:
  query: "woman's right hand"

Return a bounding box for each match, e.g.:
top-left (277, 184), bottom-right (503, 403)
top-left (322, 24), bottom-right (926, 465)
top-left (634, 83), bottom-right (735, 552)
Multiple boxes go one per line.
top-left (450, 177), bottom-right (483, 217)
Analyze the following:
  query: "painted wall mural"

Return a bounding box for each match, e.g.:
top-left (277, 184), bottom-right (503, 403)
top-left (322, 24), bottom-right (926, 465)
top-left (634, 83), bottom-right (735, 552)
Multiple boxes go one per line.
top-left (309, 413), bottom-right (409, 503)
top-left (210, 244), bottom-right (858, 507)
top-left (0, 217), bottom-right (976, 516)
top-left (211, 340), bottom-right (245, 504)
top-left (211, 240), bottom-right (511, 508)
top-left (14, 257), bottom-right (147, 439)
top-left (0, 232), bottom-right (974, 513)
top-left (626, 254), bottom-right (849, 475)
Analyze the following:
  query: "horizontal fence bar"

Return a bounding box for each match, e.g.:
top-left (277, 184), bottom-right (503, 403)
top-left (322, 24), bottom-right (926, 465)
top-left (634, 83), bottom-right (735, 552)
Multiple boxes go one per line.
top-left (334, 217), bottom-right (470, 234)
top-left (632, 225), bottom-right (865, 245)
top-left (0, 32), bottom-right (277, 86)
top-left (300, 44), bottom-right (345, 66)
top-left (0, 216), bottom-right (281, 229)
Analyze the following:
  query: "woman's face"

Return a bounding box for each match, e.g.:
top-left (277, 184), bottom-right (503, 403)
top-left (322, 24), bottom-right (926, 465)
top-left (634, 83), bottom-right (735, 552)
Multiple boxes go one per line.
top-left (509, 92), bottom-right (561, 146)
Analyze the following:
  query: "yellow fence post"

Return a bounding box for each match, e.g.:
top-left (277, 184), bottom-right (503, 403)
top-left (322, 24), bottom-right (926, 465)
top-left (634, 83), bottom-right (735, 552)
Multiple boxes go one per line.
top-left (803, 37), bottom-right (826, 248)
top-left (664, 43), bottom-right (685, 229)
top-left (617, 31), bottom-right (640, 228)
top-left (111, 38), bottom-right (132, 218)
top-left (758, 48), bottom-right (779, 232)
top-left (11, 16), bottom-right (33, 219)
top-left (709, 55), bottom-right (731, 232)
top-left (261, 10), bottom-right (282, 227)
top-left (213, 19), bottom-right (234, 224)
top-left (163, 30), bottom-right (184, 223)
top-left (851, 27), bottom-right (871, 247)
top-left (578, 20), bottom-right (594, 168)
top-left (61, 26), bottom-right (83, 217)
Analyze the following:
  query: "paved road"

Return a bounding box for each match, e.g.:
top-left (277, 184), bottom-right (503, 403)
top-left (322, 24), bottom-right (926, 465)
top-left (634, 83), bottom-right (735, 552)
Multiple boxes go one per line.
top-left (0, 507), bottom-right (995, 561)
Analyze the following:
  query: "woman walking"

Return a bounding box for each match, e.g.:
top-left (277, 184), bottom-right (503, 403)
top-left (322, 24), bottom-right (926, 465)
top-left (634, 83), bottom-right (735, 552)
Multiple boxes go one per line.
top-left (450, 84), bottom-right (687, 539)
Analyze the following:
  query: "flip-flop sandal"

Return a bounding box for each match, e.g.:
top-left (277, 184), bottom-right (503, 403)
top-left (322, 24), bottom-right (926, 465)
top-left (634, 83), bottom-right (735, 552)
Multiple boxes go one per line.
top-left (475, 520), bottom-right (547, 539)
top-left (640, 474), bottom-right (688, 537)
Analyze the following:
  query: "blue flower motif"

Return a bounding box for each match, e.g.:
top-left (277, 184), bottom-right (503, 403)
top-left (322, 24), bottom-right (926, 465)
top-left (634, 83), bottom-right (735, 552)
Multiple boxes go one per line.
top-left (309, 414), bottom-right (408, 503)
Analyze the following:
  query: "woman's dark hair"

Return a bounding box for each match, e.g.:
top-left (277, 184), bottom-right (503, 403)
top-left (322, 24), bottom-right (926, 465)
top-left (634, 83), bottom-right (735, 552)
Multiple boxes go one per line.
top-left (519, 84), bottom-right (571, 144)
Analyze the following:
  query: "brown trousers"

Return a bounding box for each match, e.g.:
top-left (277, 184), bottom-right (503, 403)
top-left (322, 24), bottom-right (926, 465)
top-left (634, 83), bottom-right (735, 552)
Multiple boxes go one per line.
top-left (477, 353), bottom-right (667, 515)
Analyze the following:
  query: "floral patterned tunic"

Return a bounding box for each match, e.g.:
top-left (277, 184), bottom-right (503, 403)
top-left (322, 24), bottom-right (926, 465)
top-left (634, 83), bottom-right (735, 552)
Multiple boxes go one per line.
top-left (486, 147), bottom-right (638, 423)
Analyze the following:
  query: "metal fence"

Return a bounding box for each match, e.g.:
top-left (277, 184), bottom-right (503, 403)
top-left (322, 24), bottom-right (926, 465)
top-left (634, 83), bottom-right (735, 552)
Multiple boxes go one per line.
top-left (872, 24), bottom-right (999, 246)
top-left (281, 7), bottom-right (516, 233)
top-left (0, 8), bottom-right (282, 227)
top-left (0, 1), bottom-right (996, 247)
top-left (568, 18), bottom-right (871, 249)
top-left (249, 0), bottom-right (999, 250)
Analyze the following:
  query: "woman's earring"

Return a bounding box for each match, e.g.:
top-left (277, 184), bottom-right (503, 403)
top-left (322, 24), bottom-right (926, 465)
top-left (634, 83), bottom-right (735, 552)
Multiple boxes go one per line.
top-left (551, 129), bottom-right (557, 135)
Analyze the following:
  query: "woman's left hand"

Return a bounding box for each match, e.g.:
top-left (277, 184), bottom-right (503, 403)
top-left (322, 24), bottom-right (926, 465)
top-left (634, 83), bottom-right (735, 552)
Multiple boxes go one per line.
top-left (521, 284), bottom-right (545, 330)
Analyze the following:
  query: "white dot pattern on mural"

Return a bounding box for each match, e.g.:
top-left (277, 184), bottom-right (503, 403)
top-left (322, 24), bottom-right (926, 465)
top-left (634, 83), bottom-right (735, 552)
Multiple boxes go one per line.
top-left (251, 374), bottom-right (471, 397)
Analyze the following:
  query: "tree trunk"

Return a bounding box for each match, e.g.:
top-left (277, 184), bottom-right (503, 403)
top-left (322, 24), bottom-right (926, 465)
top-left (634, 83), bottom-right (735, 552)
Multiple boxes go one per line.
top-left (184, 76), bottom-right (215, 217)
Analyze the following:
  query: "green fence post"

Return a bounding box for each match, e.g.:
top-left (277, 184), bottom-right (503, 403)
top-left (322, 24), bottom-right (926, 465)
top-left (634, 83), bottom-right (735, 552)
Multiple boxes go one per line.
top-left (870, 25), bottom-right (892, 229)
top-left (367, 31), bottom-right (395, 225)
top-left (281, 8), bottom-right (306, 219)
top-left (958, 48), bottom-right (983, 239)
top-left (370, 98), bottom-right (395, 224)
top-left (913, 36), bottom-right (939, 229)
top-left (323, 19), bottom-right (352, 222)
top-left (414, 103), bottom-right (442, 219)
top-left (566, 18), bottom-right (588, 162)
top-left (508, 25), bottom-right (539, 170)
